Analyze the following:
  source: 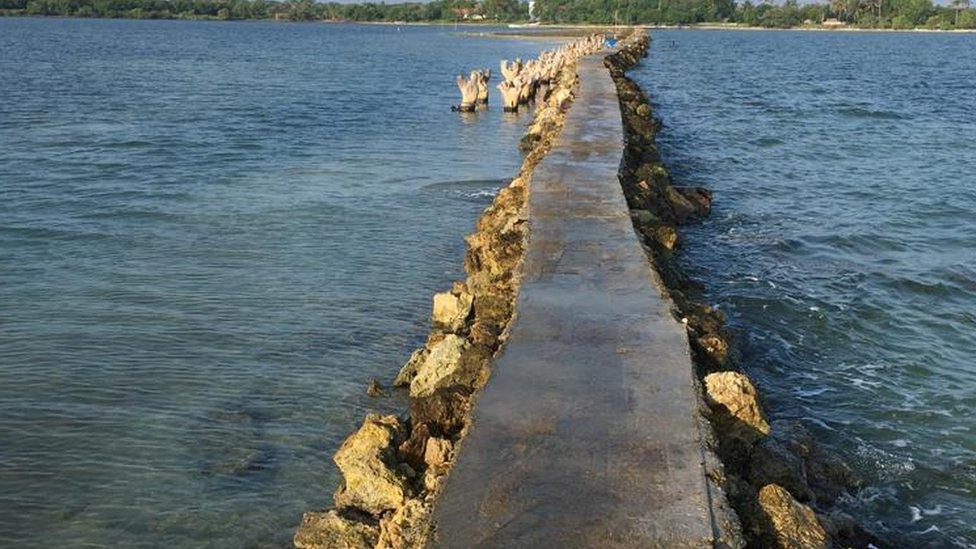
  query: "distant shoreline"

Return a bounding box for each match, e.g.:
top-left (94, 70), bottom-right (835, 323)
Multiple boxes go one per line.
top-left (3, 15), bottom-right (976, 33)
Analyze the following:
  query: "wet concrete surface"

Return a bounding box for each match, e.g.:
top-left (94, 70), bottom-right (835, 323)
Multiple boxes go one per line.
top-left (429, 57), bottom-right (717, 548)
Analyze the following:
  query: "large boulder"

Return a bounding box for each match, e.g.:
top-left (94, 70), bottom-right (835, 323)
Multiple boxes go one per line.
top-left (294, 510), bottom-right (378, 549)
top-left (757, 484), bottom-right (828, 549)
top-left (704, 371), bottom-right (771, 447)
top-left (410, 385), bottom-right (472, 437)
top-left (410, 335), bottom-right (469, 398)
top-left (431, 290), bottom-right (473, 333)
top-left (332, 414), bottom-right (410, 514)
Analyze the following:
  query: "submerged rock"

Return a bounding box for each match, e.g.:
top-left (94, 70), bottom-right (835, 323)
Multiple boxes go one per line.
top-left (294, 510), bottom-right (378, 549)
top-left (704, 371), bottom-right (771, 446)
top-left (757, 484), bottom-right (828, 549)
top-left (409, 334), bottom-right (469, 398)
top-left (769, 419), bottom-right (863, 505)
top-left (674, 186), bottom-right (712, 217)
top-left (748, 437), bottom-right (814, 503)
top-left (366, 379), bottom-right (387, 398)
top-left (332, 414), bottom-right (410, 514)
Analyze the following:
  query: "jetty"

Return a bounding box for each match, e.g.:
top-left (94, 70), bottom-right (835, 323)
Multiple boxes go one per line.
top-left (428, 56), bottom-right (720, 546)
top-left (295, 31), bottom-right (864, 549)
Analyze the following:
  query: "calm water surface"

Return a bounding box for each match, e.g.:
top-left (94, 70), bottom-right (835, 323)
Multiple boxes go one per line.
top-left (640, 29), bottom-right (976, 546)
top-left (0, 19), bottom-right (552, 546)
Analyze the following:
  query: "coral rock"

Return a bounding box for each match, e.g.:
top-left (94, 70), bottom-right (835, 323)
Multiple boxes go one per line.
top-left (697, 333), bottom-right (730, 368)
top-left (410, 334), bottom-right (469, 398)
top-left (431, 290), bottom-right (473, 333)
top-left (652, 225), bottom-right (678, 251)
top-left (332, 414), bottom-right (409, 514)
top-left (294, 510), bottom-right (378, 549)
top-left (397, 423), bottom-right (431, 471)
top-left (674, 186), bottom-right (712, 217)
top-left (393, 348), bottom-right (428, 387)
top-left (704, 371), bottom-right (771, 446)
top-left (366, 378), bottom-right (387, 397)
top-left (757, 484), bottom-right (829, 549)
top-left (423, 437), bottom-right (453, 467)
top-left (410, 385), bottom-right (472, 437)
top-left (377, 499), bottom-right (431, 549)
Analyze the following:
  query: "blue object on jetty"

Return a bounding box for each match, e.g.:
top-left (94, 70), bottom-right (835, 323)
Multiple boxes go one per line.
top-left (606, 37), bottom-right (618, 47)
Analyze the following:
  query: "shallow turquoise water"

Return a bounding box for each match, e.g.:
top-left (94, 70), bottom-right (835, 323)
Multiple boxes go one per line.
top-left (0, 19), bottom-right (551, 546)
top-left (638, 29), bottom-right (976, 547)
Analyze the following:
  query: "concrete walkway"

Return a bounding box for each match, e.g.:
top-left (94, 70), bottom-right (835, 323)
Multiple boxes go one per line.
top-left (429, 57), bottom-right (717, 548)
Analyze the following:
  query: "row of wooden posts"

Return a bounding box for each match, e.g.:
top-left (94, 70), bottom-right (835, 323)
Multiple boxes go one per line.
top-left (454, 34), bottom-right (608, 113)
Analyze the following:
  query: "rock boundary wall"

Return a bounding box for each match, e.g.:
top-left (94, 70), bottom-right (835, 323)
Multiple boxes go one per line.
top-left (293, 51), bottom-right (583, 549)
top-left (606, 31), bottom-right (887, 549)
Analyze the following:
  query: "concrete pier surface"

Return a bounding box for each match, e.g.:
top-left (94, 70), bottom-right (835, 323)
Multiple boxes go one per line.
top-left (428, 56), bottom-right (719, 548)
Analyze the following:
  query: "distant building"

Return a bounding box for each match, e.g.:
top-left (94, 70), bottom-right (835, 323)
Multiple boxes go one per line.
top-left (822, 18), bottom-right (847, 27)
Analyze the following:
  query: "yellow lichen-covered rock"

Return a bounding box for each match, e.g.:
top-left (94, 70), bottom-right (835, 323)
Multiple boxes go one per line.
top-left (431, 290), bottom-right (473, 333)
top-left (293, 510), bottom-right (378, 549)
top-left (757, 484), bottom-right (829, 549)
top-left (376, 499), bottom-right (430, 549)
top-left (704, 371), bottom-right (770, 444)
top-left (421, 463), bottom-right (450, 496)
top-left (410, 335), bottom-right (468, 398)
top-left (423, 437), bottom-right (453, 467)
top-left (333, 414), bottom-right (409, 514)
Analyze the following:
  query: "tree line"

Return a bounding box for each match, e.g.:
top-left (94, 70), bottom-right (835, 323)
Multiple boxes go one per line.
top-left (2, 0), bottom-right (975, 29)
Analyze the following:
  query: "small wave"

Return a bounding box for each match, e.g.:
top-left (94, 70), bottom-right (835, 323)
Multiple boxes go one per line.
top-left (753, 137), bottom-right (784, 148)
top-left (81, 209), bottom-right (182, 223)
top-left (421, 178), bottom-right (509, 191)
top-left (837, 106), bottom-right (906, 121)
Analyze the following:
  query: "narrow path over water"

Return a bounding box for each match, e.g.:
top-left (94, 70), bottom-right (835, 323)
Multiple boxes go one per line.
top-left (429, 56), bottom-right (716, 547)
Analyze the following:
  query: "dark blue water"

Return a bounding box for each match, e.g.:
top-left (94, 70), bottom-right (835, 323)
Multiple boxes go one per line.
top-left (640, 29), bottom-right (976, 547)
top-left (0, 18), bottom-right (552, 546)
